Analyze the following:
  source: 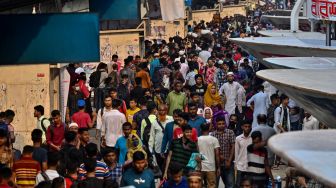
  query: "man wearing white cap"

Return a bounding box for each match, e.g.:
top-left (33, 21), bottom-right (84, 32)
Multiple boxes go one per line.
top-left (219, 72), bottom-right (243, 115)
top-left (213, 60), bottom-right (228, 89)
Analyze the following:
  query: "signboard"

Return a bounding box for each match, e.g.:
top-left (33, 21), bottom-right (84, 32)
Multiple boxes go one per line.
top-left (307, 0), bottom-right (336, 21)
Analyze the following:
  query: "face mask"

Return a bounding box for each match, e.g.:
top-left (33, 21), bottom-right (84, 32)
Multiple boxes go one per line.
top-left (75, 86), bottom-right (80, 91)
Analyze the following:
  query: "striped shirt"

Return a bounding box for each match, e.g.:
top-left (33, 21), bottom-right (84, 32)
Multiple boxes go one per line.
top-left (13, 156), bottom-right (41, 187)
top-left (170, 138), bottom-right (198, 168)
top-left (246, 144), bottom-right (267, 175)
top-left (78, 160), bottom-right (112, 180)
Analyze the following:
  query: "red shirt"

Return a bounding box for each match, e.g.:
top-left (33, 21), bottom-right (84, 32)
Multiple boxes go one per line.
top-left (72, 111), bottom-right (92, 128)
top-left (0, 184), bottom-right (11, 188)
top-left (46, 123), bottom-right (65, 147)
top-left (173, 127), bottom-right (198, 142)
top-left (12, 156), bottom-right (41, 187)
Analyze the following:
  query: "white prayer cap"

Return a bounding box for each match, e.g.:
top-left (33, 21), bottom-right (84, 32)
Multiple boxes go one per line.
top-left (75, 67), bottom-right (85, 74)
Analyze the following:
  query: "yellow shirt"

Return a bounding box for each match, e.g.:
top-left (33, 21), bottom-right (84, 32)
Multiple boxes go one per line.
top-left (127, 107), bottom-right (140, 124)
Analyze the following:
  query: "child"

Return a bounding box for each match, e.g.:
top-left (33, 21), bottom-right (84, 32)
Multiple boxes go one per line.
top-left (126, 134), bottom-right (147, 163)
top-left (163, 163), bottom-right (188, 188)
top-left (240, 177), bottom-right (253, 188)
top-left (0, 167), bottom-right (13, 188)
top-left (103, 147), bottom-right (122, 184)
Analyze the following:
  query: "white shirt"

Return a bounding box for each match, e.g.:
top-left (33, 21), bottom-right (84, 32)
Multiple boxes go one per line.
top-left (199, 50), bottom-right (211, 64)
top-left (198, 135), bottom-right (220, 171)
top-left (235, 134), bottom-right (252, 172)
top-left (36, 116), bottom-right (50, 142)
top-left (303, 116), bottom-right (319, 130)
top-left (97, 108), bottom-right (126, 147)
top-left (219, 81), bottom-right (242, 115)
top-left (186, 71), bottom-right (196, 86)
top-left (148, 116), bottom-right (173, 153)
top-left (247, 91), bottom-right (269, 128)
top-left (36, 169), bottom-right (60, 185)
top-left (180, 63), bottom-right (189, 79)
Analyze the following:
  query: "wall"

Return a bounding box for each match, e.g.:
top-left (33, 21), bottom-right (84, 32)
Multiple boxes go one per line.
top-left (189, 5), bottom-right (247, 24)
top-left (100, 30), bottom-right (141, 65)
top-left (145, 19), bottom-right (186, 41)
top-left (0, 64), bottom-right (52, 150)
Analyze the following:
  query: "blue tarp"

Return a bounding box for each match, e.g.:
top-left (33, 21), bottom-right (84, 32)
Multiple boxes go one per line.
top-left (0, 13), bottom-right (100, 64)
top-left (89, 0), bottom-right (139, 20)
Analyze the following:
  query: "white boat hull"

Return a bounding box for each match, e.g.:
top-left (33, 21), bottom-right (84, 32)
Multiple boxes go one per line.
top-left (257, 69), bottom-right (336, 128)
top-left (263, 57), bottom-right (336, 69)
top-left (230, 37), bottom-right (336, 61)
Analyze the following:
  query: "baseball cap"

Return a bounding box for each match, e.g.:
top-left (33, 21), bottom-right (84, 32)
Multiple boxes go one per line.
top-left (77, 99), bottom-right (85, 107)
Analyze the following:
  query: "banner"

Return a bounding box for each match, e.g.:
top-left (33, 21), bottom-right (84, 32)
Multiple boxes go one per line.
top-left (307, 0), bottom-right (336, 21)
top-left (0, 13), bottom-right (100, 65)
top-left (160, 0), bottom-right (185, 21)
top-left (60, 67), bottom-right (70, 123)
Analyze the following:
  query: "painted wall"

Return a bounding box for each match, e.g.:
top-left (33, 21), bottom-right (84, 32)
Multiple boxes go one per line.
top-left (0, 64), bottom-right (52, 150)
top-left (100, 31), bottom-right (141, 65)
top-left (190, 5), bottom-right (246, 24)
top-left (145, 19), bottom-right (186, 41)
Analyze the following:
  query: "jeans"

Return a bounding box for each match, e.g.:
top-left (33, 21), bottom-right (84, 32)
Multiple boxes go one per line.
top-left (217, 164), bottom-right (234, 188)
top-left (290, 121), bottom-right (301, 131)
top-left (235, 170), bottom-right (244, 188)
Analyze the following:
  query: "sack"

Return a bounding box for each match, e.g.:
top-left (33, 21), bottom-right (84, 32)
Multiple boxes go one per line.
top-left (89, 71), bottom-right (102, 88)
top-left (142, 118), bottom-right (152, 146)
top-left (162, 74), bottom-right (170, 89)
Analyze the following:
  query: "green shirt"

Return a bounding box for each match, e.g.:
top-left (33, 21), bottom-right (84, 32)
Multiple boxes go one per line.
top-left (166, 91), bottom-right (187, 115)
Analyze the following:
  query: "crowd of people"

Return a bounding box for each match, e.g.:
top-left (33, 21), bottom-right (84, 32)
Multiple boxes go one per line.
top-left (0, 5), bottom-right (328, 188)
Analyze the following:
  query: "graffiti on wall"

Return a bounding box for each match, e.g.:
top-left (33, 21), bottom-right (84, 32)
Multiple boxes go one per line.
top-left (151, 26), bottom-right (166, 38)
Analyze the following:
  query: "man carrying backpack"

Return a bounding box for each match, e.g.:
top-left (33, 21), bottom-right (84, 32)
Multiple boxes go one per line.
top-left (34, 105), bottom-right (50, 143)
top-left (140, 102), bottom-right (157, 147)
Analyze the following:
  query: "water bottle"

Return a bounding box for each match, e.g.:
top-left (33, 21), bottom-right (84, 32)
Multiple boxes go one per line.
top-left (268, 176), bottom-right (282, 188)
top-left (275, 176), bottom-right (282, 188)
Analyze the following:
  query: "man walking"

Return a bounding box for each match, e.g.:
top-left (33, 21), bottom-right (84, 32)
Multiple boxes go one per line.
top-left (235, 120), bottom-right (252, 187)
top-left (198, 123), bottom-right (220, 188)
top-left (34, 105), bottom-right (50, 142)
top-left (166, 81), bottom-right (187, 116)
top-left (219, 72), bottom-right (243, 115)
top-left (211, 116), bottom-right (235, 188)
top-left (247, 85), bottom-right (269, 128)
top-left (148, 104), bottom-right (173, 170)
top-left (97, 97), bottom-right (126, 147)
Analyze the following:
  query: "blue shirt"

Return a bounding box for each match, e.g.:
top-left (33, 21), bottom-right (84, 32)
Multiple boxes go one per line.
top-left (188, 116), bottom-right (206, 136)
top-left (120, 168), bottom-right (155, 188)
top-left (150, 58), bottom-right (161, 81)
top-left (163, 176), bottom-right (188, 188)
top-left (115, 136), bottom-right (128, 164)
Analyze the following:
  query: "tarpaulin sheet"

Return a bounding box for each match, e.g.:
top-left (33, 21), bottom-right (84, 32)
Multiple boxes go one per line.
top-left (0, 13), bottom-right (100, 64)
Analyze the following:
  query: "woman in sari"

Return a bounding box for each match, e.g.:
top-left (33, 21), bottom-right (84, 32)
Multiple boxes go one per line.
top-left (204, 83), bottom-right (224, 108)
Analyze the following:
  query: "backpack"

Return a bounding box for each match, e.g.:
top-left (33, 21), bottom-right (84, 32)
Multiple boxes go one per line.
top-left (142, 118), bottom-right (152, 147)
top-left (41, 118), bottom-right (51, 133)
top-left (40, 171), bottom-right (52, 183)
top-left (89, 71), bottom-right (102, 88)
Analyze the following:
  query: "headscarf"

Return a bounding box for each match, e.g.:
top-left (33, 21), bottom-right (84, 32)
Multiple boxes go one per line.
top-left (203, 107), bottom-right (213, 123)
top-left (204, 83), bottom-right (223, 107)
top-left (126, 134), bottom-right (142, 150)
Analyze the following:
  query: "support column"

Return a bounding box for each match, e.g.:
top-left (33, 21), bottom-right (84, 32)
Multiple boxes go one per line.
top-left (326, 22), bottom-right (331, 46)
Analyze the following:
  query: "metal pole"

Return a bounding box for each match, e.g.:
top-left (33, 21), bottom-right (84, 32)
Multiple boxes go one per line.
top-left (333, 22), bottom-right (336, 40)
top-left (326, 22), bottom-right (331, 46)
